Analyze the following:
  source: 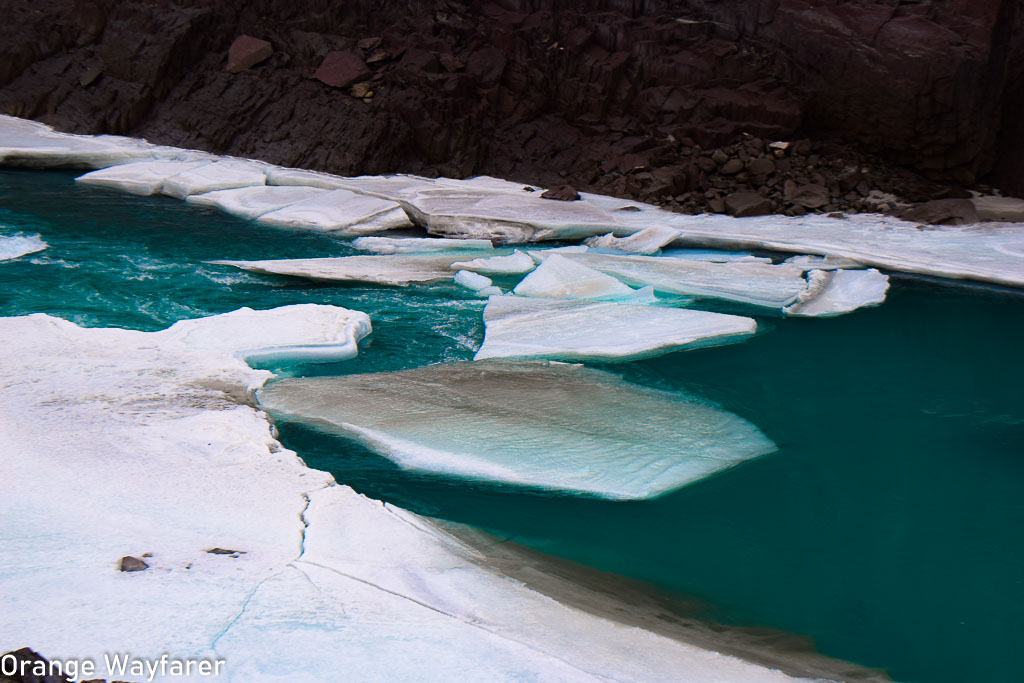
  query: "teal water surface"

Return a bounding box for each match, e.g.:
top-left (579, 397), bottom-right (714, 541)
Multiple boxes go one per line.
top-left (2, 168), bottom-right (1022, 683)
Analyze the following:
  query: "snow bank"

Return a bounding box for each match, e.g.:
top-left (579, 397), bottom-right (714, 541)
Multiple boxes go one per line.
top-left (0, 307), bottom-right (806, 682)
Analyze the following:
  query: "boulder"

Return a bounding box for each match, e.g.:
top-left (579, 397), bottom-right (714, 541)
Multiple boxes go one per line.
top-left (226, 35), bottom-right (272, 73)
top-left (541, 185), bottom-right (580, 201)
top-left (314, 50), bottom-right (370, 88)
top-left (119, 555), bottom-right (149, 572)
top-left (902, 199), bottom-right (980, 225)
top-left (725, 192), bottom-right (773, 217)
top-left (786, 182), bottom-right (829, 209)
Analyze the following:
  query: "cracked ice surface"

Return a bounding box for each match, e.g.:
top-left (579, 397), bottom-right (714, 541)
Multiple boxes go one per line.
top-left (75, 160), bottom-right (216, 195)
top-left (186, 186), bottom-right (327, 221)
top-left (216, 253), bottom-right (475, 286)
top-left (258, 189), bottom-right (414, 235)
top-left (259, 361), bottom-right (777, 500)
top-left (671, 213), bottom-right (1024, 288)
top-left (475, 296), bottom-right (757, 361)
top-left (0, 308), bottom-right (805, 682)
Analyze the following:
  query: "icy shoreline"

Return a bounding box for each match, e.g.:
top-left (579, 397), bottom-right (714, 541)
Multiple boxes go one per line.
top-left (0, 306), bottom-right (822, 682)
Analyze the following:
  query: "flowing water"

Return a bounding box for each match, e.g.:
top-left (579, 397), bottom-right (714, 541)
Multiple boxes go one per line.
top-left (2, 167), bottom-right (1022, 683)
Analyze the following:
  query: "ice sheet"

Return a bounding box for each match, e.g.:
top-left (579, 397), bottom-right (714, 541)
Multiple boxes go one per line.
top-left (558, 252), bottom-right (810, 308)
top-left (0, 305), bottom-right (808, 683)
top-left (583, 225), bottom-right (680, 254)
top-left (75, 160), bottom-right (215, 195)
top-left (784, 268), bottom-right (890, 317)
top-left (476, 296), bottom-right (756, 361)
top-left (162, 159), bottom-right (269, 199)
top-left (513, 254), bottom-right (639, 300)
top-left (0, 233), bottom-right (47, 261)
top-left (186, 186), bottom-right (326, 221)
top-left (353, 236), bottom-right (494, 254)
top-left (670, 212), bottom-right (1024, 288)
top-left (0, 115), bottom-right (201, 169)
top-left (258, 189), bottom-right (413, 235)
top-left (259, 361), bottom-right (777, 500)
top-left (214, 253), bottom-right (473, 286)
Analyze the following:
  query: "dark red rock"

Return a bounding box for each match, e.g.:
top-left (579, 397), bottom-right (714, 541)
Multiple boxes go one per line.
top-left (541, 185), bottom-right (580, 201)
top-left (314, 50), bottom-right (370, 88)
top-left (0, 648), bottom-right (74, 683)
top-left (226, 35), bottom-right (272, 74)
top-left (725, 192), bottom-right (773, 217)
top-left (901, 199), bottom-right (980, 225)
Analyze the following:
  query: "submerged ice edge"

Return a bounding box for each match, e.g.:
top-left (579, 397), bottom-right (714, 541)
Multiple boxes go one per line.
top-left (0, 232), bottom-right (47, 261)
top-left (0, 305), bottom-right (811, 682)
top-left (2, 114), bottom-right (1022, 289)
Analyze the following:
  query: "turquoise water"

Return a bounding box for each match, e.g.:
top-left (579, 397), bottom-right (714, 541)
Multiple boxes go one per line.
top-left (2, 168), bottom-right (1023, 683)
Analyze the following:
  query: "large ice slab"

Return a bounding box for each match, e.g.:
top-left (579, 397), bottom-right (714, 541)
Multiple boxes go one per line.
top-left (186, 186), bottom-right (326, 221)
top-left (671, 212), bottom-right (1024, 288)
top-left (0, 233), bottom-right (46, 261)
top-left (259, 361), bottom-right (777, 500)
top-left (215, 253), bottom-right (472, 286)
top-left (0, 115), bottom-right (201, 169)
top-left (784, 268), bottom-right (890, 317)
top-left (558, 252), bottom-right (810, 309)
top-left (162, 159), bottom-right (268, 199)
top-left (512, 254), bottom-right (639, 300)
top-left (75, 160), bottom-right (214, 195)
top-left (258, 189), bottom-right (413, 235)
top-left (352, 236), bottom-right (494, 254)
top-left (583, 225), bottom-right (680, 254)
top-left (476, 296), bottom-right (756, 361)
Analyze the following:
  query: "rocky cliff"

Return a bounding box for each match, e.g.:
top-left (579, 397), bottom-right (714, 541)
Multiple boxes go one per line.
top-left (2, 0), bottom-right (1021, 206)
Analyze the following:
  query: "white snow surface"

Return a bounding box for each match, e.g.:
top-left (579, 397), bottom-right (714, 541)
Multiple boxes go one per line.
top-left (75, 160), bottom-right (215, 195)
top-left (352, 236), bottom-right (494, 254)
top-left (186, 186), bottom-right (326, 221)
top-left (162, 159), bottom-right (269, 199)
top-left (475, 296), bottom-right (756, 361)
top-left (513, 254), bottom-right (639, 300)
top-left (258, 189), bottom-right (413, 235)
top-left (215, 253), bottom-right (475, 286)
top-left (0, 233), bottom-right (47, 261)
top-left (259, 360), bottom-right (778, 501)
top-left (0, 115), bottom-right (203, 169)
top-left (0, 307), bottom-right (806, 682)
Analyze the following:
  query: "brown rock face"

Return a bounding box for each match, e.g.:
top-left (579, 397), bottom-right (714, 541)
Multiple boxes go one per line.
top-left (226, 35), bottom-right (272, 73)
top-left (0, 0), bottom-right (1020, 200)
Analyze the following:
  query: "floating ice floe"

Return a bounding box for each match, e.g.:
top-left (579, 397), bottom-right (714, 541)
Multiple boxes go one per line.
top-left (0, 233), bottom-right (47, 261)
top-left (0, 305), bottom-right (809, 682)
top-left (259, 361), bottom-right (778, 500)
top-left (0, 115), bottom-right (202, 169)
top-left (451, 249), bottom-right (537, 276)
top-left (512, 254), bottom-right (640, 300)
top-left (75, 160), bottom-right (215, 195)
top-left (783, 254), bottom-right (867, 270)
top-left (215, 253), bottom-right (472, 286)
top-left (186, 185), bottom-right (326, 221)
top-left (583, 225), bottom-right (680, 254)
top-left (258, 189), bottom-right (414, 235)
top-left (353, 235), bottom-right (494, 254)
top-left (475, 296), bottom-right (756, 361)
top-left (671, 212), bottom-right (1024, 288)
top-left (783, 268), bottom-right (890, 317)
top-left (556, 252), bottom-right (810, 309)
top-left (161, 159), bottom-right (268, 199)
top-left (526, 245), bottom-right (592, 263)
top-left (454, 270), bottom-right (503, 297)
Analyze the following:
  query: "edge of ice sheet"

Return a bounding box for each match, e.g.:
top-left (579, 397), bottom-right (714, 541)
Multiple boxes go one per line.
top-left (0, 233), bottom-right (47, 261)
top-left (213, 253), bottom-right (473, 286)
top-left (352, 235), bottom-right (494, 253)
top-left (0, 307), bottom-right (812, 683)
top-left (475, 296), bottom-right (756, 361)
